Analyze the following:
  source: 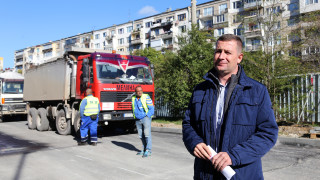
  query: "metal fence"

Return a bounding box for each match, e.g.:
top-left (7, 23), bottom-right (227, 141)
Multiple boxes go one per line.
top-left (155, 97), bottom-right (185, 118)
top-left (276, 74), bottom-right (320, 123)
top-left (155, 74), bottom-right (320, 123)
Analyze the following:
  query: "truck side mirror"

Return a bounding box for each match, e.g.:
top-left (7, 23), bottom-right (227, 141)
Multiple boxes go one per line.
top-left (150, 64), bottom-right (154, 78)
top-left (82, 58), bottom-right (89, 85)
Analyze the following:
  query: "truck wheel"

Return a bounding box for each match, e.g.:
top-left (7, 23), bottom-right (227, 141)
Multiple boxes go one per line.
top-left (27, 108), bottom-right (37, 130)
top-left (73, 112), bottom-right (81, 138)
top-left (36, 108), bottom-right (49, 131)
top-left (127, 121), bottom-right (137, 133)
top-left (56, 109), bottom-right (71, 135)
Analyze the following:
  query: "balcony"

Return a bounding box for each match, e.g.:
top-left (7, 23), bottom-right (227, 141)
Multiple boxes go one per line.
top-left (163, 44), bottom-right (173, 50)
top-left (131, 28), bottom-right (141, 35)
top-left (160, 32), bottom-right (173, 39)
top-left (15, 60), bottom-right (23, 66)
top-left (15, 51), bottom-right (24, 57)
top-left (104, 44), bottom-right (113, 49)
top-left (245, 44), bottom-right (262, 51)
top-left (219, 8), bottom-right (228, 14)
top-left (105, 35), bottom-right (114, 41)
top-left (202, 26), bottom-right (213, 31)
top-left (213, 21), bottom-right (228, 29)
top-left (42, 44), bottom-right (52, 51)
top-left (131, 38), bottom-right (142, 45)
top-left (244, 1), bottom-right (262, 10)
top-left (199, 14), bottom-right (214, 21)
top-left (151, 21), bottom-right (173, 29)
top-left (244, 30), bottom-right (262, 38)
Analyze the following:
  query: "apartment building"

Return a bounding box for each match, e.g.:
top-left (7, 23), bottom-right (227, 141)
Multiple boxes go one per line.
top-left (14, 0), bottom-right (320, 74)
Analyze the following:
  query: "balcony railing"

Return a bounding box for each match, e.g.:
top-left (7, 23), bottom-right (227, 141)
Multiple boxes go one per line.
top-left (42, 44), bottom-right (52, 51)
top-left (131, 38), bottom-right (142, 45)
top-left (245, 44), bottom-right (262, 51)
top-left (244, 1), bottom-right (262, 10)
top-left (213, 21), bottom-right (228, 29)
top-left (161, 32), bottom-right (173, 39)
top-left (15, 51), bottom-right (24, 57)
top-left (244, 30), bottom-right (261, 38)
top-left (105, 35), bottom-right (114, 41)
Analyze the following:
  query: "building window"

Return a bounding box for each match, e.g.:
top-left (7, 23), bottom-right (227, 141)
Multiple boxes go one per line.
top-left (218, 28), bottom-right (224, 36)
top-left (288, 3), bottom-right (299, 11)
top-left (103, 41), bottom-right (106, 46)
top-left (95, 34), bottom-right (100, 39)
top-left (178, 25), bottom-right (186, 33)
top-left (196, 10), bottom-right (200, 18)
top-left (178, 13), bottom-right (186, 21)
top-left (145, 21), bottom-right (152, 28)
top-left (275, 21), bottom-right (281, 29)
top-left (217, 15), bottom-right (225, 23)
top-left (287, 17), bottom-right (298, 26)
top-left (204, 20), bottom-right (213, 28)
top-left (126, 37), bottom-right (130, 43)
top-left (219, 4), bottom-right (227, 14)
top-left (118, 28), bottom-right (124, 34)
top-left (95, 43), bottom-right (100, 49)
top-left (44, 51), bottom-right (52, 58)
top-left (203, 7), bottom-right (213, 16)
top-left (166, 16), bottom-right (174, 21)
top-left (233, 15), bottom-right (240, 23)
top-left (118, 38), bottom-right (124, 45)
top-left (136, 24), bottom-right (141, 29)
top-left (154, 29), bottom-right (160, 36)
top-left (155, 19), bottom-right (162, 23)
top-left (249, 10), bottom-right (258, 16)
top-left (111, 30), bottom-right (115, 35)
top-left (127, 26), bottom-right (133, 33)
top-left (234, 28), bottom-right (241, 36)
top-left (266, 6), bottom-right (280, 15)
top-left (118, 48), bottom-right (124, 52)
top-left (103, 32), bottom-right (107, 37)
top-left (233, 1), bottom-right (242, 9)
top-left (306, 0), bottom-right (318, 5)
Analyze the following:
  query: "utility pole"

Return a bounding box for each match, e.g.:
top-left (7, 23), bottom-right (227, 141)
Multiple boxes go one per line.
top-left (191, 0), bottom-right (197, 25)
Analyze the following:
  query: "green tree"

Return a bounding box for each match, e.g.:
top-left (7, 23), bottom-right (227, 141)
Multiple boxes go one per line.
top-left (158, 25), bottom-right (215, 116)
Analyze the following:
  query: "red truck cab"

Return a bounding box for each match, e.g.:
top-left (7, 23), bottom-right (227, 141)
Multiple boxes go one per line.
top-left (76, 52), bottom-right (155, 123)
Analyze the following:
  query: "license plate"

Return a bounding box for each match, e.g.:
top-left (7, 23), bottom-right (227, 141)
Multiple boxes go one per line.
top-left (124, 113), bottom-right (133, 117)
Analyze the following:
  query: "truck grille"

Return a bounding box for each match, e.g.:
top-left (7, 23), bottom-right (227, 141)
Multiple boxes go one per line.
top-left (100, 91), bottom-right (153, 102)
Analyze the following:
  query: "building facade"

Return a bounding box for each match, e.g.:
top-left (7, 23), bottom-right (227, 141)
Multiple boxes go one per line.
top-left (14, 0), bottom-right (320, 74)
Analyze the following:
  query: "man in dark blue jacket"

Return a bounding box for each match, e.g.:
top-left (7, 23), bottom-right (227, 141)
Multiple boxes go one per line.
top-left (183, 34), bottom-right (278, 180)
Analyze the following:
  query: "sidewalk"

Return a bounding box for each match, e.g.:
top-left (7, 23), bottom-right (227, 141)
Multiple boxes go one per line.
top-left (151, 127), bottom-right (320, 148)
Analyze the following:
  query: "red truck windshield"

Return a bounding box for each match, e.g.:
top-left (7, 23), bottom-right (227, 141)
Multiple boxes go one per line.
top-left (96, 61), bottom-right (153, 84)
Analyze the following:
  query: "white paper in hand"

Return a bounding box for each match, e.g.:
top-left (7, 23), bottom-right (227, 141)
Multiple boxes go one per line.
top-left (207, 145), bottom-right (236, 180)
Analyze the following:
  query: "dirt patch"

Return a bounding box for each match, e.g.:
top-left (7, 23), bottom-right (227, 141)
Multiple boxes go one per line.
top-left (152, 122), bottom-right (182, 129)
top-left (278, 125), bottom-right (313, 138)
top-left (152, 121), bottom-right (315, 138)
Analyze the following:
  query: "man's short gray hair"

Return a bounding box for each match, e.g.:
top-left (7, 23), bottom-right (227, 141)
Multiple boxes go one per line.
top-left (216, 34), bottom-right (243, 53)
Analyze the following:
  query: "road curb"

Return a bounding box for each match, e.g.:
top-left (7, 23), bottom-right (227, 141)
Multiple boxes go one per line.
top-left (277, 136), bottom-right (320, 148)
top-left (152, 127), bottom-right (320, 148)
top-left (151, 127), bottom-right (182, 134)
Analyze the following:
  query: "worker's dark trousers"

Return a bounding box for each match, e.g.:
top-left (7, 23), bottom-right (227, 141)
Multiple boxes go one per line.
top-left (80, 115), bottom-right (98, 142)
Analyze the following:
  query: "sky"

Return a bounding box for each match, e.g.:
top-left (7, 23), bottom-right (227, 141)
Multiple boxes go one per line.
top-left (0, 0), bottom-right (210, 69)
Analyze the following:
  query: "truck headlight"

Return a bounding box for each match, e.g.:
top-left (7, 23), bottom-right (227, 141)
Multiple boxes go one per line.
top-left (103, 114), bottom-right (111, 120)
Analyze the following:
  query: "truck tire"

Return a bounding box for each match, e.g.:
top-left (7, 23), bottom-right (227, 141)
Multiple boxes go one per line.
top-left (73, 111), bottom-right (81, 138)
top-left (56, 109), bottom-right (71, 135)
top-left (36, 108), bottom-right (49, 131)
top-left (27, 108), bottom-right (37, 130)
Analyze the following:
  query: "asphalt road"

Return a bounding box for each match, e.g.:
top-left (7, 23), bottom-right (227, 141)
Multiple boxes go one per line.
top-left (0, 120), bottom-right (320, 180)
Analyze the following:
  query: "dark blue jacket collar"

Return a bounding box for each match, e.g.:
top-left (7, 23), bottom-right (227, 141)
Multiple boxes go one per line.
top-left (203, 65), bottom-right (252, 88)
